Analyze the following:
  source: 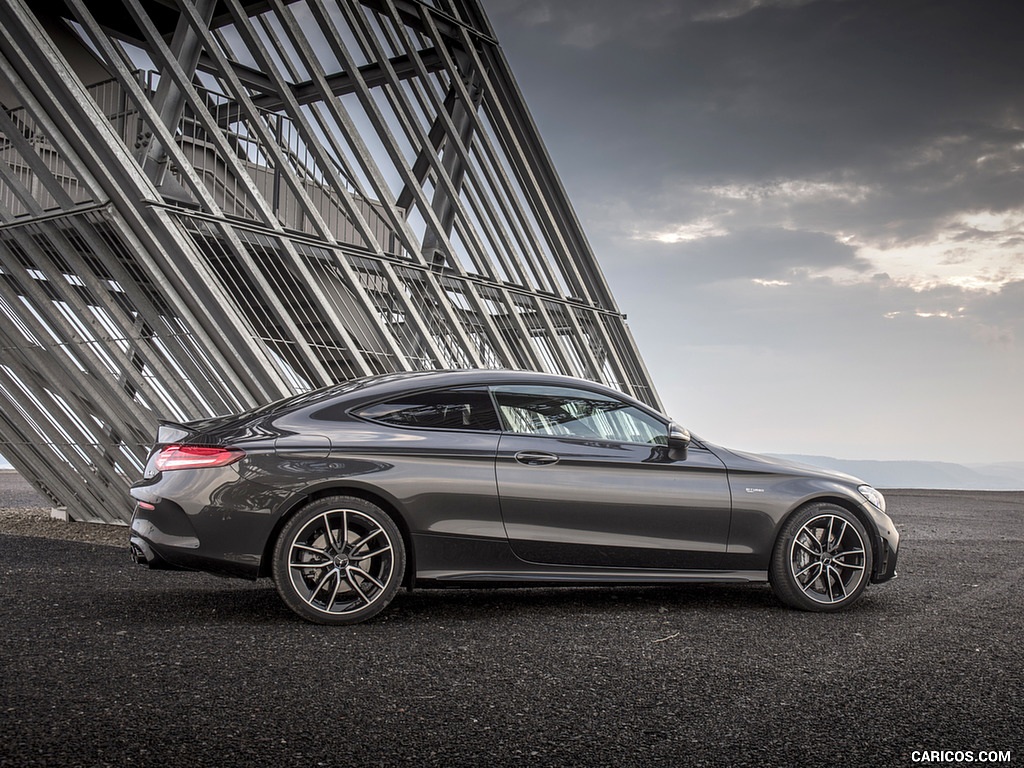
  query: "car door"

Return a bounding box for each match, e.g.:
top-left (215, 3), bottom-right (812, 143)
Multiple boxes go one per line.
top-left (340, 386), bottom-right (505, 539)
top-left (492, 384), bottom-right (731, 570)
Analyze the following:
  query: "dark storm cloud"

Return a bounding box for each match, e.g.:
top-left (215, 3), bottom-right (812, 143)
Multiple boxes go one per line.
top-left (490, 0), bottom-right (1024, 245)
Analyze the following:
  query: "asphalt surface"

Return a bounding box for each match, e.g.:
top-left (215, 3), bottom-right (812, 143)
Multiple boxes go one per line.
top-left (1, 483), bottom-right (1022, 768)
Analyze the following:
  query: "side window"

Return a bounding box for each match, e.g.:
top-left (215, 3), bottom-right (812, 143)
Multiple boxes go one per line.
top-left (491, 385), bottom-right (667, 445)
top-left (354, 387), bottom-right (500, 431)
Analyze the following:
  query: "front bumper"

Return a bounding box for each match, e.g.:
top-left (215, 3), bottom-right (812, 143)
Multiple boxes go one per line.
top-left (866, 503), bottom-right (899, 584)
top-left (872, 533), bottom-right (899, 583)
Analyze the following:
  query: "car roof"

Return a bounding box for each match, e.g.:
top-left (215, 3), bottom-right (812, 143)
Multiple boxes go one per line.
top-left (276, 368), bottom-right (662, 418)
top-left (348, 368), bottom-right (640, 398)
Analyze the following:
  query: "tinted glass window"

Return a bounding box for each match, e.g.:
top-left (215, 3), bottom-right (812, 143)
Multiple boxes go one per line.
top-left (258, 372), bottom-right (445, 419)
top-left (492, 385), bottom-right (666, 444)
top-left (356, 387), bottom-right (500, 431)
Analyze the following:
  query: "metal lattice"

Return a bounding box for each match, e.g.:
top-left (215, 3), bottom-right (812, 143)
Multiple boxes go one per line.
top-left (0, 0), bottom-right (659, 523)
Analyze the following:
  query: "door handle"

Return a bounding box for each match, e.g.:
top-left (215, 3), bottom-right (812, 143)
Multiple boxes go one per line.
top-left (514, 450), bottom-right (560, 466)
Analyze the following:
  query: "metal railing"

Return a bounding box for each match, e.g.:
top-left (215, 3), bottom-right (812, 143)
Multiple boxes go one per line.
top-left (3, 72), bottom-right (402, 254)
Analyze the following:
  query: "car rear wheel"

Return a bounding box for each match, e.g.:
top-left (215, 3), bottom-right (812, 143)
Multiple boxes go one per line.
top-left (272, 496), bottom-right (405, 625)
top-left (769, 503), bottom-right (873, 612)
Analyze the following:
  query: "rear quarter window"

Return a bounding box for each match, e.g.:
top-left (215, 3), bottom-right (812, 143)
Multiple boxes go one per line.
top-left (353, 387), bottom-right (500, 431)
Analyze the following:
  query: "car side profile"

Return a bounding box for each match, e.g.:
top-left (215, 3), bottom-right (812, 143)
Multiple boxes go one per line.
top-left (129, 369), bottom-right (899, 624)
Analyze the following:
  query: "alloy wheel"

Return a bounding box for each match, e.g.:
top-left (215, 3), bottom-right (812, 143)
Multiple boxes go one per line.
top-left (788, 513), bottom-right (867, 605)
top-left (286, 508), bottom-right (396, 616)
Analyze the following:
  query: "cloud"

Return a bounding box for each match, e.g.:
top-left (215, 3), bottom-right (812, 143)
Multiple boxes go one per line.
top-left (584, 164), bottom-right (1024, 295)
top-left (605, 264), bottom-right (1021, 458)
top-left (487, 0), bottom-right (1024, 460)
top-left (970, 280), bottom-right (1024, 344)
top-left (559, 21), bottom-right (611, 49)
top-left (610, 226), bottom-right (871, 287)
top-left (604, 261), bottom-right (1022, 457)
top-left (493, 0), bottom-right (1024, 236)
top-left (691, 0), bottom-right (836, 22)
top-left (599, 217), bottom-right (1021, 361)
top-left (635, 218), bottom-right (729, 243)
top-left (706, 179), bottom-right (874, 205)
top-left (487, 0), bottom-right (847, 46)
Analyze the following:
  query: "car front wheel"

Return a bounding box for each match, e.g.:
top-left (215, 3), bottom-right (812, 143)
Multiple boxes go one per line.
top-left (769, 503), bottom-right (873, 611)
top-left (272, 496), bottom-right (405, 625)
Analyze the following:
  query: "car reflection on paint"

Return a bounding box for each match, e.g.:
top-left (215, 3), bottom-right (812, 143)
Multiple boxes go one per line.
top-left (130, 369), bottom-right (899, 625)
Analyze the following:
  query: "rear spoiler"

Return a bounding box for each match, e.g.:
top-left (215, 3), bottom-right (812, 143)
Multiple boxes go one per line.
top-left (157, 420), bottom-right (198, 444)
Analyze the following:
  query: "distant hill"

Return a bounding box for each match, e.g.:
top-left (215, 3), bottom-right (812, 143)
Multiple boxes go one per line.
top-left (964, 462), bottom-right (1024, 487)
top-left (771, 455), bottom-right (1024, 490)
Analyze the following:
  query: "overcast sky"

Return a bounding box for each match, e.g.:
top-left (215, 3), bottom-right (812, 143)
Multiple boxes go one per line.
top-left (486, 0), bottom-right (1024, 463)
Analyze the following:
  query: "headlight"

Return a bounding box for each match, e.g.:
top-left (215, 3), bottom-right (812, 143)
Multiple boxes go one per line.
top-left (857, 485), bottom-right (886, 512)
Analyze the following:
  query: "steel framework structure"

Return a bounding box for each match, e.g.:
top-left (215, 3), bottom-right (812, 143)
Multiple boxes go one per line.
top-left (0, 0), bottom-right (659, 523)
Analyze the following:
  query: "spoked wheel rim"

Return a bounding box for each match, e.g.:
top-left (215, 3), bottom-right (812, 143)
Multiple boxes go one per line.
top-left (287, 508), bottom-right (396, 616)
top-left (789, 513), bottom-right (867, 604)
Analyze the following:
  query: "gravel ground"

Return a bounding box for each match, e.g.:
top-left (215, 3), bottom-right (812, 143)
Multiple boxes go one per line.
top-left (0, 471), bottom-right (51, 510)
top-left (0, 472), bottom-right (128, 548)
top-left (1, 473), bottom-right (1022, 768)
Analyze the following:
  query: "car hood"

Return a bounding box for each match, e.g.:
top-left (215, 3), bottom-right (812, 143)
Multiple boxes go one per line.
top-left (708, 445), bottom-right (866, 486)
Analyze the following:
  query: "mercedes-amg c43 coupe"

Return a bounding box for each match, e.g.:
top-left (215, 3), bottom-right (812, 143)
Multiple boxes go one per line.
top-left (129, 369), bottom-right (899, 624)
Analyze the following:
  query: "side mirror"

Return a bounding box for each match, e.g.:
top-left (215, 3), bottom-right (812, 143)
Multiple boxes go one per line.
top-left (667, 423), bottom-right (691, 462)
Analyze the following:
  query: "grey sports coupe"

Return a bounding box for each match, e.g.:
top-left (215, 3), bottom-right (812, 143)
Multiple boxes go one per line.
top-left (130, 369), bottom-right (899, 624)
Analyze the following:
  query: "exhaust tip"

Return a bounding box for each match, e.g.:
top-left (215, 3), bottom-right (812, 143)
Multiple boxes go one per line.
top-left (128, 536), bottom-right (182, 571)
top-left (129, 542), bottom-right (148, 565)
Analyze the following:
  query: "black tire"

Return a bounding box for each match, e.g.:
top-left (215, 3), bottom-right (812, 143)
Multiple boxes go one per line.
top-left (769, 502), bottom-right (873, 612)
top-left (272, 496), bottom-right (405, 625)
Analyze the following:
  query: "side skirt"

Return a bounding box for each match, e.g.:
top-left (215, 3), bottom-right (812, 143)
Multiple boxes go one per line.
top-left (417, 569), bottom-right (768, 585)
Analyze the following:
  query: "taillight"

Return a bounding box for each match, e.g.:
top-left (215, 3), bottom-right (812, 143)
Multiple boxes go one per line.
top-left (153, 444), bottom-right (246, 472)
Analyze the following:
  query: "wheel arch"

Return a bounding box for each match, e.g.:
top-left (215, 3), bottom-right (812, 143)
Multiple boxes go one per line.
top-left (773, 494), bottom-right (879, 571)
top-left (259, 485), bottom-right (416, 589)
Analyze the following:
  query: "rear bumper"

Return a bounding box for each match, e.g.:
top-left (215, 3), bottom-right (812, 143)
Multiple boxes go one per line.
top-left (128, 505), bottom-right (200, 572)
top-left (128, 498), bottom-right (261, 579)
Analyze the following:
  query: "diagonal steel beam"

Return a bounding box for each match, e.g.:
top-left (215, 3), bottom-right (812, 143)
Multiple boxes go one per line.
top-left (203, 48), bottom-right (445, 128)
